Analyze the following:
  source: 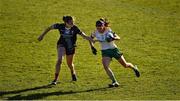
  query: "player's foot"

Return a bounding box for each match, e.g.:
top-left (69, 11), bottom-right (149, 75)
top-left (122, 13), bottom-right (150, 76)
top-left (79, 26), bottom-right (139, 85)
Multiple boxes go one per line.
top-left (72, 74), bottom-right (77, 81)
top-left (133, 65), bottom-right (140, 77)
top-left (50, 80), bottom-right (57, 85)
top-left (108, 82), bottom-right (119, 88)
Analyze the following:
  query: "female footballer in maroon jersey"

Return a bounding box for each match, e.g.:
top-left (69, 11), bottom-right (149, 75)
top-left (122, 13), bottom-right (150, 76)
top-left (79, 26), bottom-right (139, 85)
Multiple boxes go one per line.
top-left (38, 16), bottom-right (94, 85)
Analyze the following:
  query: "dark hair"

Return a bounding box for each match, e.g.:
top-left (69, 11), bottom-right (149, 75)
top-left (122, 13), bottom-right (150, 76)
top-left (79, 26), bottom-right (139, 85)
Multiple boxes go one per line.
top-left (63, 16), bottom-right (73, 23)
top-left (99, 18), bottom-right (110, 27)
top-left (96, 20), bottom-right (105, 27)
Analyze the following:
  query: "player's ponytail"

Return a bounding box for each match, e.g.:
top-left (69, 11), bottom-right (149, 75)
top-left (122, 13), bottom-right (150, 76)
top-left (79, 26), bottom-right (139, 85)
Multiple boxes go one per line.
top-left (99, 18), bottom-right (110, 27)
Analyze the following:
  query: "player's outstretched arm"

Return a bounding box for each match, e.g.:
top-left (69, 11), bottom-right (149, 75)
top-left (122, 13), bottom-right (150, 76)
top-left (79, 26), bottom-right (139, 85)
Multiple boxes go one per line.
top-left (38, 26), bottom-right (53, 41)
top-left (80, 32), bottom-right (95, 43)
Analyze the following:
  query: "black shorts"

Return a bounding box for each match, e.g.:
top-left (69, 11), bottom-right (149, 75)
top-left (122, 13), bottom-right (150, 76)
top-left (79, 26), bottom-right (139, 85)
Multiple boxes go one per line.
top-left (57, 44), bottom-right (75, 55)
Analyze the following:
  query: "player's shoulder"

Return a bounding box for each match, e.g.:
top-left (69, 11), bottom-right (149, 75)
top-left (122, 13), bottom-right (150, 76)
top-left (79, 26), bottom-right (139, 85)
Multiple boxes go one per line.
top-left (106, 27), bottom-right (112, 32)
top-left (72, 24), bottom-right (79, 29)
top-left (92, 30), bottom-right (97, 35)
top-left (92, 30), bottom-right (98, 35)
top-left (56, 23), bottom-right (65, 27)
top-left (51, 23), bottom-right (65, 29)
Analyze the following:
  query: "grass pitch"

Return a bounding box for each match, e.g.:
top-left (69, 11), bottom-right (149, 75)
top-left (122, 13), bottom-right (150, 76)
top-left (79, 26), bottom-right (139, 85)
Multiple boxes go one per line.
top-left (0, 0), bottom-right (180, 100)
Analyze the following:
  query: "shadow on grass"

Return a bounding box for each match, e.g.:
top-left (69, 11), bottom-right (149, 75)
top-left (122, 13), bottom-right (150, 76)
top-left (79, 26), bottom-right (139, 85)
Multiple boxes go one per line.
top-left (0, 84), bottom-right (53, 96)
top-left (0, 85), bottom-right (110, 100)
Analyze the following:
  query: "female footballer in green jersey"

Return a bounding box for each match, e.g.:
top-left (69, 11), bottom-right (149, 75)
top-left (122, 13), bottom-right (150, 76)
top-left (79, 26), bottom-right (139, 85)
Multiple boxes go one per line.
top-left (89, 18), bottom-right (140, 87)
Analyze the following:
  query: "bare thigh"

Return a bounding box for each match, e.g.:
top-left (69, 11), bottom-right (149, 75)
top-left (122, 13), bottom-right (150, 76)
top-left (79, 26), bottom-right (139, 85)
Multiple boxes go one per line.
top-left (57, 46), bottom-right (65, 61)
top-left (66, 54), bottom-right (74, 66)
top-left (102, 57), bottom-right (112, 68)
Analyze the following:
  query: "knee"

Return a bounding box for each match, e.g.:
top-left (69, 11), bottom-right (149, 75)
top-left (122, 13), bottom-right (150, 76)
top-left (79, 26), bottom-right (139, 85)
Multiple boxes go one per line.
top-left (56, 59), bottom-right (62, 65)
top-left (123, 63), bottom-right (131, 68)
top-left (103, 66), bottom-right (109, 71)
top-left (67, 63), bottom-right (74, 68)
top-left (124, 64), bottom-right (128, 68)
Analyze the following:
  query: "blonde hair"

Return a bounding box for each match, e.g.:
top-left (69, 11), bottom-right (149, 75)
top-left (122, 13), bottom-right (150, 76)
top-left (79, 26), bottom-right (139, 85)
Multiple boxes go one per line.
top-left (99, 18), bottom-right (110, 27)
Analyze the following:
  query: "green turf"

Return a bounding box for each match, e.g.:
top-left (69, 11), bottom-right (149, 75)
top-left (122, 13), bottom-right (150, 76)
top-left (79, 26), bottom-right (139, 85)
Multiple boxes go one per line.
top-left (0, 0), bottom-right (180, 100)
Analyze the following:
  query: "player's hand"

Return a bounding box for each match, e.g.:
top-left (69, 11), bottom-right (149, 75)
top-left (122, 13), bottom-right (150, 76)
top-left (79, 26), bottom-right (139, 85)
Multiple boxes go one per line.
top-left (91, 46), bottom-right (97, 55)
top-left (37, 35), bottom-right (44, 41)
